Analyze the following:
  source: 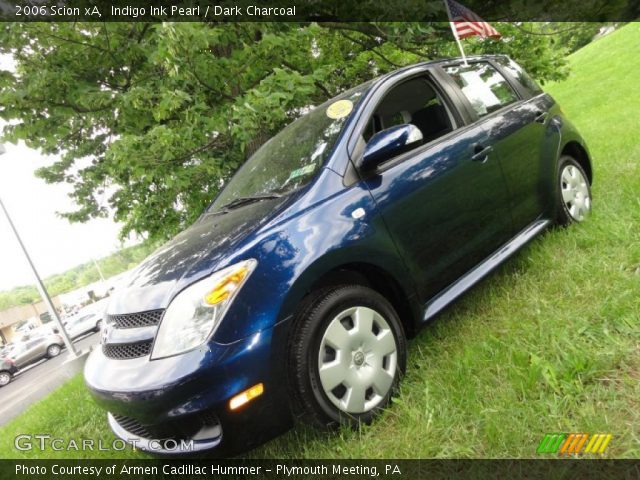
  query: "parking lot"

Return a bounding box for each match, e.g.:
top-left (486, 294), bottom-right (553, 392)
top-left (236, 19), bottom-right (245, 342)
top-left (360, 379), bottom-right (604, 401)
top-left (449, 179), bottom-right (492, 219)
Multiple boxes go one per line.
top-left (0, 332), bottom-right (99, 426)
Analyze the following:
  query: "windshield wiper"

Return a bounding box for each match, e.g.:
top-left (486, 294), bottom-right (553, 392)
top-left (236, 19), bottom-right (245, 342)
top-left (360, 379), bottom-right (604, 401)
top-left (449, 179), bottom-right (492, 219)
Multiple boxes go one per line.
top-left (217, 193), bottom-right (283, 212)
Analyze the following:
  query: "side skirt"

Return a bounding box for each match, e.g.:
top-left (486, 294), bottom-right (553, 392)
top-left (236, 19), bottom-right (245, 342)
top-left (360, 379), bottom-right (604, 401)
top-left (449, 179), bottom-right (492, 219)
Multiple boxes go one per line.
top-left (423, 219), bottom-right (551, 322)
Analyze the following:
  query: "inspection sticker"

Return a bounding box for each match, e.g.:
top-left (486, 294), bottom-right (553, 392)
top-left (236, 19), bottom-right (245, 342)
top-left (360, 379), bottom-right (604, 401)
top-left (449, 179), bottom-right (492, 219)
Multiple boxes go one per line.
top-left (287, 164), bottom-right (316, 182)
top-left (326, 99), bottom-right (353, 119)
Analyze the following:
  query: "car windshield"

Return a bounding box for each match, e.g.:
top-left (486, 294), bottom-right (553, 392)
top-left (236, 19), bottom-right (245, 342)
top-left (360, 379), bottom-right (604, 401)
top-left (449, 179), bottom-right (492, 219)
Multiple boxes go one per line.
top-left (209, 83), bottom-right (370, 212)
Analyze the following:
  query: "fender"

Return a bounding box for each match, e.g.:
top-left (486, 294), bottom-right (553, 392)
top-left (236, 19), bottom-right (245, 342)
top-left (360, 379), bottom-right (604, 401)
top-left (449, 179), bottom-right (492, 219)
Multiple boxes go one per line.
top-left (276, 245), bottom-right (420, 328)
top-left (548, 108), bottom-right (593, 217)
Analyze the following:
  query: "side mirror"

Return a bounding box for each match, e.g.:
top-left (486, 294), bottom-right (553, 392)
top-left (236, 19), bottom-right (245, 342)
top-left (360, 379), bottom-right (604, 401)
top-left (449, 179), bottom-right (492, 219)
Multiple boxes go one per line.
top-left (360, 124), bottom-right (423, 171)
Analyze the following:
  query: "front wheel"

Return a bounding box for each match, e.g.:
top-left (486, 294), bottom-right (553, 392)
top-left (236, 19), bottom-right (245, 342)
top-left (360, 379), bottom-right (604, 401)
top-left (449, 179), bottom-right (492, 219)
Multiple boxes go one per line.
top-left (290, 285), bottom-right (406, 427)
top-left (556, 155), bottom-right (592, 225)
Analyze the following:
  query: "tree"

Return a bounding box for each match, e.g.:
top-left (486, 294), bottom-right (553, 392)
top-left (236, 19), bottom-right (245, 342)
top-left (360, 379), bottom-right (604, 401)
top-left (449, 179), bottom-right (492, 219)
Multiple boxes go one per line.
top-left (0, 22), bottom-right (572, 241)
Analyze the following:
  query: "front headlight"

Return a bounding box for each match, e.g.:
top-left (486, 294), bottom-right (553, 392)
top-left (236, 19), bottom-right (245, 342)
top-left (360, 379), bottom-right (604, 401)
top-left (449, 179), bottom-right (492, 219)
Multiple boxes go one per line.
top-left (151, 259), bottom-right (257, 359)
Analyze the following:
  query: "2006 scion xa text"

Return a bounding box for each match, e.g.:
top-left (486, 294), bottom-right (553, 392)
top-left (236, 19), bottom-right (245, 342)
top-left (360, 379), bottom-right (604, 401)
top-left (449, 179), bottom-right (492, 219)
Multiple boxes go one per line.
top-left (85, 55), bottom-right (593, 455)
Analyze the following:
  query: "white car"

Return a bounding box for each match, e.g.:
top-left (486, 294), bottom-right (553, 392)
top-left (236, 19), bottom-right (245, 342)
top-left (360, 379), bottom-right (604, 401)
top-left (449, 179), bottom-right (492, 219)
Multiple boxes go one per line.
top-left (63, 300), bottom-right (108, 340)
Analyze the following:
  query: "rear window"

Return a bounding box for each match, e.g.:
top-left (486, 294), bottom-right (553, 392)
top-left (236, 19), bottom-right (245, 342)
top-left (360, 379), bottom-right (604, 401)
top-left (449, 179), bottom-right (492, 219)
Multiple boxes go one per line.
top-left (444, 62), bottom-right (519, 118)
top-left (495, 57), bottom-right (543, 97)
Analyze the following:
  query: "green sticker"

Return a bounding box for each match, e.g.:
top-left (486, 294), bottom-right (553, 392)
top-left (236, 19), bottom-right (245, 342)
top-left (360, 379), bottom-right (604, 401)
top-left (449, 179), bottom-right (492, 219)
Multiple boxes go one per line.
top-left (287, 164), bottom-right (316, 182)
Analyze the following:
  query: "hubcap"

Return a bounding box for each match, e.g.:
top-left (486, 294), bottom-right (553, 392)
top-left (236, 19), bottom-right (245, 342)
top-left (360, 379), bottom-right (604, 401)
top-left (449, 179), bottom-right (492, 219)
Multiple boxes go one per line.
top-left (0, 373), bottom-right (10, 385)
top-left (561, 165), bottom-right (591, 221)
top-left (49, 345), bottom-right (60, 355)
top-left (318, 306), bottom-right (398, 414)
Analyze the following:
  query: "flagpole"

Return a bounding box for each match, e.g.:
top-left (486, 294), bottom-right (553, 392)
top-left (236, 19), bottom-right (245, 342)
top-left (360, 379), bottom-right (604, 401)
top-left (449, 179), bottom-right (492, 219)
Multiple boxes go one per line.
top-left (444, 0), bottom-right (469, 66)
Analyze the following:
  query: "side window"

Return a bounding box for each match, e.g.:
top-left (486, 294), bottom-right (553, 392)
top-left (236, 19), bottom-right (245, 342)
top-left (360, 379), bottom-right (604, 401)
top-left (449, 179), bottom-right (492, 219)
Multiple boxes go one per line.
top-left (495, 57), bottom-right (543, 97)
top-left (444, 62), bottom-right (519, 117)
top-left (364, 76), bottom-right (455, 147)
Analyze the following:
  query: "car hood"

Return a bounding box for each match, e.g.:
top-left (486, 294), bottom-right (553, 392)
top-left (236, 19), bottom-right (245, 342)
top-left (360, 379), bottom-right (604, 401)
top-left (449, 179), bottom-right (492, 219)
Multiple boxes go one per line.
top-left (107, 198), bottom-right (287, 315)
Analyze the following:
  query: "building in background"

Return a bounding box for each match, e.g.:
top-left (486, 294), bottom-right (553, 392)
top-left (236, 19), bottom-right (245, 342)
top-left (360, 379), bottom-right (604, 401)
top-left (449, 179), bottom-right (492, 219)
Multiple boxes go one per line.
top-left (0, 269), bottom-right (131, 344)
top-left (0, 297), bottom-right (62, 344)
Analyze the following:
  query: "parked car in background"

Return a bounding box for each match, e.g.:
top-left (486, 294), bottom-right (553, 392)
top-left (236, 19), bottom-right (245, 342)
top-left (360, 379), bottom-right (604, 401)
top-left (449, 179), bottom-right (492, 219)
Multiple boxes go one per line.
top-left (0, 357), bottom-right (17, 387)
top-left (13, 317), bottom-right (43, 337)
top-left (63, 299), bottom-right (108, 340)
top-left (85, 55), bottom-right (592, 455)
top-left (22, 323), bottom-right (60, 340)
top-left (64, 312), bottom-right (99, 340)
top-left (3, 333), bottom-right (65, 374)
top-left (0, 344), bottom-right (14, 358)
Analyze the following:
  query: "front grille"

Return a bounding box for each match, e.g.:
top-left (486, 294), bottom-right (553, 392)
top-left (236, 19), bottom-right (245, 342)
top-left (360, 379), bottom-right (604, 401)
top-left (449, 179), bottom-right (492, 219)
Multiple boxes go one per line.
top-left (107, 310), bottom-right (164, 329)
top-left (103, 341), bottom-right (152, 359)
top-left (112, 411), bottom-right (221, 441)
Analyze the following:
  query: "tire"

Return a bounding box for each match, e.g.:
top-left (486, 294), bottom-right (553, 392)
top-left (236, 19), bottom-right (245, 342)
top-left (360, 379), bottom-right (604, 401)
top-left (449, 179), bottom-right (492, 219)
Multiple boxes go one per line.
top-left (556, 155), bottom-right (592, 226)
top-left (47, 344), bottom-right (61, 358)
top-left (289, 285), bottom-right (406, 428)
top-left (95, 320), bottom-right (103, 331)
top-left (0, 371), bottom-right (11, 387)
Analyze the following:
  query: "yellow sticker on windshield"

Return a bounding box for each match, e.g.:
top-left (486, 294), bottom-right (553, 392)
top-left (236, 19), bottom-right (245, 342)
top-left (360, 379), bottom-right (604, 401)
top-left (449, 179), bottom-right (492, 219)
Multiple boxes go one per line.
top-left (326, 99), bottom-right (353, 119)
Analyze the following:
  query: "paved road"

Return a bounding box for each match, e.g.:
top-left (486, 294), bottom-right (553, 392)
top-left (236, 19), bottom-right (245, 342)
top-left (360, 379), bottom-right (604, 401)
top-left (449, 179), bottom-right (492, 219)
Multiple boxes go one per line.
top-left (0, 332), bottom-right (100, 426)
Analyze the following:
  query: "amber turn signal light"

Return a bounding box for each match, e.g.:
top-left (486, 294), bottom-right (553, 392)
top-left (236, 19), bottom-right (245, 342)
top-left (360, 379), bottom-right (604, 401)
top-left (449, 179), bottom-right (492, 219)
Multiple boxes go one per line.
top-left (229, 383), bottom-right (264, 410)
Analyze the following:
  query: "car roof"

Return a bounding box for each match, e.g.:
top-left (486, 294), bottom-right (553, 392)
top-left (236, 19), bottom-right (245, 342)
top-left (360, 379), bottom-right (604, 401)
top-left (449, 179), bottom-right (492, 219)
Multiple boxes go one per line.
top-left (375, 54), bottom-right (510, 83)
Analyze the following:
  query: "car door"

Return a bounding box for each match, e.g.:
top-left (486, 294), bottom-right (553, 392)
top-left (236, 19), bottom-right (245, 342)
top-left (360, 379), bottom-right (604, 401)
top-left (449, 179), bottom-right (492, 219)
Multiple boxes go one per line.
top-left (24, 339), bottom-right (45, 366)
top-left (442, 60), bottom-right (550, 232)
top-left (11, 343), bottom-right (30, 368)
top-left (353, 72), bottom-right (513, 304)
top-left (65, 316), bottom-right (79, 338)
top-left (75, 314), bottom-right (92, 336)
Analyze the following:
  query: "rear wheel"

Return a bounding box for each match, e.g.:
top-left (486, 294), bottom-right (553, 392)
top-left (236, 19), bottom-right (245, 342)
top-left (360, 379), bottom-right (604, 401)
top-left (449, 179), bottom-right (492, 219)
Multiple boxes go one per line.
top-left (556, 155), bottom-right (592, 225)
top-left (290, 285), bottom-right (406, 427)
top-left (47, 344), bottom-right (61, 358)
top-left (0, 371), bottom-right (11, 387)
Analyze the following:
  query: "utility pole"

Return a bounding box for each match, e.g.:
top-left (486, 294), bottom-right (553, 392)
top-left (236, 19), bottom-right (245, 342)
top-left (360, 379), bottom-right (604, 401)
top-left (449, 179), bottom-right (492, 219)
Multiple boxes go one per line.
top-left (0, 144), bottom-right (78, 357)
top-left (92, 258), bottom-right (106, 283)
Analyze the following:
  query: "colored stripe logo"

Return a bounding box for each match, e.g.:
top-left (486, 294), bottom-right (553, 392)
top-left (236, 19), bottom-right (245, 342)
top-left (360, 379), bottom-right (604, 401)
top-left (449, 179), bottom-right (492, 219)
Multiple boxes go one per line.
top-left (537, 433), bottom-right (612, 455)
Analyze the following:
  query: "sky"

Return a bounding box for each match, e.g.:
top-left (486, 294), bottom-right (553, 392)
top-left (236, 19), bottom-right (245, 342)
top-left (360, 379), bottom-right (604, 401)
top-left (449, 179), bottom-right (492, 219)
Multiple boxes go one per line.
top-left (0, 55), bottom-right (131, 292)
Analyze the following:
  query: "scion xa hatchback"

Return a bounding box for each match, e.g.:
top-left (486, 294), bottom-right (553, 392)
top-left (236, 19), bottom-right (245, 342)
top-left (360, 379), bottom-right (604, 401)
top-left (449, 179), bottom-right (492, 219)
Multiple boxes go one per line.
top-left (85, 55), bottom-right (592, 455)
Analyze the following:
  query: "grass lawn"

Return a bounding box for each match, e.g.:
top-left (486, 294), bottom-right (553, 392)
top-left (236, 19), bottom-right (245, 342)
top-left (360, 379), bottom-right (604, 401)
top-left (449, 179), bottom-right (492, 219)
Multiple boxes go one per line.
top-left (1, 23), bottom-right (638, 460)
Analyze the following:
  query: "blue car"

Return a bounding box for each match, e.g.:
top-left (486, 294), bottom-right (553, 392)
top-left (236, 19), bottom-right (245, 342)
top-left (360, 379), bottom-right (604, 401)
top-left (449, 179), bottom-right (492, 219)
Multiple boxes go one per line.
top-left (84, 55), bottom-right (592, 455)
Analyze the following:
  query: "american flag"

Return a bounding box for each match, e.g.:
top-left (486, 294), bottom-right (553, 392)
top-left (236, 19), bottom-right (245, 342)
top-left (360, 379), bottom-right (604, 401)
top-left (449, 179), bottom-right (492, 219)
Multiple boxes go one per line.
top-left (445, 0), bottom-right (501, 39)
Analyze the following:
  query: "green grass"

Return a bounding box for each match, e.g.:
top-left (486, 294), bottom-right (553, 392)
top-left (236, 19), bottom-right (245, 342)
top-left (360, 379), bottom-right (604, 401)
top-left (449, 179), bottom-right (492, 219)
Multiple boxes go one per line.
top-left (0, 375), bottom-right (143, 459)
top-left (1, 23), bottom-right (639, 459)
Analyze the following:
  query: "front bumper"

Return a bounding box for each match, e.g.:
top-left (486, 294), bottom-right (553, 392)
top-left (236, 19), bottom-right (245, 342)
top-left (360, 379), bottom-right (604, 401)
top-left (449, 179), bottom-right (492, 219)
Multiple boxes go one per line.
top-left (108, 412), bottom-right (222, 455)
top-left (84, 320), bottom-right (293, 454)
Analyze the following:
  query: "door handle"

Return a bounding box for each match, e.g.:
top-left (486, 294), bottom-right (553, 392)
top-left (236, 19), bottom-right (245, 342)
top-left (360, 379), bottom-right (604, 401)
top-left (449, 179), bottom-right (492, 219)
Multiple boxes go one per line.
top-left (471, 144), bottom-right (493, 162)
top-left (535, 111), bottom-right (548, 124)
